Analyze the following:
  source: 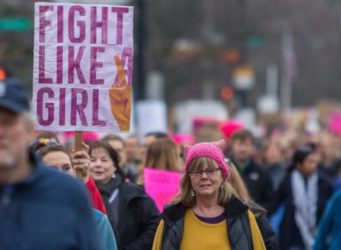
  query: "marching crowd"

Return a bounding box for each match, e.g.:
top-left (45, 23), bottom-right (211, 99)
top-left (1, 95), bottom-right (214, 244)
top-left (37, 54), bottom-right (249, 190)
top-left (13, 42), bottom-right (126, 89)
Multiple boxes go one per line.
top-left (1, 78), bottom-right (341, 250)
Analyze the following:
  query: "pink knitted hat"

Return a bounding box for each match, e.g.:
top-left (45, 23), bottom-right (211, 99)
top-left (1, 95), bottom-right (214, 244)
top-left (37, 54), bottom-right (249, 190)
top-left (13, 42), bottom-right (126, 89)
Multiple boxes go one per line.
top-left (185, 140), bottom-right (230, 179)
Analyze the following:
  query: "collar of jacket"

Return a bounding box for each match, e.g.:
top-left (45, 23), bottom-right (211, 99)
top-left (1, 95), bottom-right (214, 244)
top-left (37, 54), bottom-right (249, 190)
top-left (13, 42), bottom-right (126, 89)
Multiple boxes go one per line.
top-left (230, 157), bottom-right (253, 173)
top-left (162, 196), bottom-right (248, 224)
top-left (120, 182), bottom-right (149, 204)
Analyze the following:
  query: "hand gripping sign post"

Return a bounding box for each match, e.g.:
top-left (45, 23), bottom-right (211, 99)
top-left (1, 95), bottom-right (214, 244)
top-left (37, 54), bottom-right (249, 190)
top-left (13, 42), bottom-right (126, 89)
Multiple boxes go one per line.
top-left (32, 2), bottom-right (133, 152)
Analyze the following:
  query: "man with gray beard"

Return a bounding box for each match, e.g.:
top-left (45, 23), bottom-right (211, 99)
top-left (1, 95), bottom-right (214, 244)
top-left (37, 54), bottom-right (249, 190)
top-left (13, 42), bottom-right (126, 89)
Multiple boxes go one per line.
top-left (0, 79), bottom-right (98, 250)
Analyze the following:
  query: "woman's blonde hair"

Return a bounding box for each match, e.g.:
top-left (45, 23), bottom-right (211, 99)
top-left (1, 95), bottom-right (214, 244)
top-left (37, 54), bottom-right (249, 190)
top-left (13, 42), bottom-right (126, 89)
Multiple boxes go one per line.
top-left (137, 138), bottom-right (182, 184)
top-left (173, 157), bottom-right (236, 208)
top-left (145, 138), bottom-right (181, 171)
top-left (228, 162), bottom-right (266, 215)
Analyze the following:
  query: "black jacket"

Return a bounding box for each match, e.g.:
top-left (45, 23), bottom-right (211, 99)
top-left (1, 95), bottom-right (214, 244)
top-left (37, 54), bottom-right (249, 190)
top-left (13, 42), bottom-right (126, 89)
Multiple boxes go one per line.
top-left (232, 158), bottom-right (275, 211)
top-left (255, 213), bottom-right (279, 250)
top-left (318, 158), bottom-right (341, 180)
top-left (160, 197), bottom-right (254, 250)
top-left (98, 178), bottom-right (159, 250)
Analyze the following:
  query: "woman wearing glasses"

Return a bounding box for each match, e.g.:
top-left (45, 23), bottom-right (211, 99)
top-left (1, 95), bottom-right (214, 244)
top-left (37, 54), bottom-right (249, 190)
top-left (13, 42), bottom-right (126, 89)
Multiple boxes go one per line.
top-left (152, 140), bottom-right (266, 250)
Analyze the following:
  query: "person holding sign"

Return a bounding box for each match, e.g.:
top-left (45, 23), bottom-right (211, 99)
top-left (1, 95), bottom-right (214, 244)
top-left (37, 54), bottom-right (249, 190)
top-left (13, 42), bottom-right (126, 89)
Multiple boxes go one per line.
top-left (152, 140), bottom-right (266, 250)
top-left (89, 140), bottom-right (159, 250)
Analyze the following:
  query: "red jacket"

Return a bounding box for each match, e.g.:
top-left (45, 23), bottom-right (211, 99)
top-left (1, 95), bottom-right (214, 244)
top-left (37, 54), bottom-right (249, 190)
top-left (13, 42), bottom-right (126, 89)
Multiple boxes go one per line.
top-left (86, 177), bottom-right (107, 214)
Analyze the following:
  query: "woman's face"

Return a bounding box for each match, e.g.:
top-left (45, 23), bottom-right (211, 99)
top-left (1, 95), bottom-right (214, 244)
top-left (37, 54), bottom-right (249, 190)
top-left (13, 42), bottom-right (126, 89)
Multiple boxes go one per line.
top-left (230, 138), bottom-right (254, 163)
top-left (264, 143), bottom-right (282, 165)
top-left (42, 151), bottom-right (74, 176)
top-left (298, 153), bottom-right (319, 176)
top-left (189, 158), bottom-right (224, 200)
top-left (89, 147), bottom-right (116, 184)
top-left (320, 136), bottom-right (339, 161)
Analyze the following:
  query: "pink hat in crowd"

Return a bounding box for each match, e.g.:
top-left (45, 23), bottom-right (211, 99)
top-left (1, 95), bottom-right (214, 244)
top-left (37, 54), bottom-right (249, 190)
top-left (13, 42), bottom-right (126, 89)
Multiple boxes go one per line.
top-left (185, 139), bottom-right (230, 179)
top-left (62, 131), bottom-right (100, 142)
top-left (172, 133), bottom-right (195, 145)
top-left (220, 120), bottom-right (244, 140)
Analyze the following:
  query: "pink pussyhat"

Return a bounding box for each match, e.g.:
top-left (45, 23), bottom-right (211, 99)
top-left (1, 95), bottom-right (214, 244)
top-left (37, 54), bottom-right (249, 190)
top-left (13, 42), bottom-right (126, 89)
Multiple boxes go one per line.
top-left (185, 139), bottom-right (230, 179)
top-left (220, 120), bottom-right (244, 140)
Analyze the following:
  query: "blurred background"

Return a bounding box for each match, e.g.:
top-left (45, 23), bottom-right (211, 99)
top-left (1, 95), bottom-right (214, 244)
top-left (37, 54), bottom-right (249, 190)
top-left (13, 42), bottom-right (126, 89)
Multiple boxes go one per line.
top-left (2, 0), bottom-right (341, 139)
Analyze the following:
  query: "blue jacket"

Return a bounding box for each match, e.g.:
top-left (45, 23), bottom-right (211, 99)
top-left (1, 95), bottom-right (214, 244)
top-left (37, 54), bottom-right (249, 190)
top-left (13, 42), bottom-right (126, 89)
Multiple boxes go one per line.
top-left (314, 190), bottom-right (341, 250)
top-left (0, 154), bottom-right (99, 250)
top-left (94, 209), bottom-right (117, 250)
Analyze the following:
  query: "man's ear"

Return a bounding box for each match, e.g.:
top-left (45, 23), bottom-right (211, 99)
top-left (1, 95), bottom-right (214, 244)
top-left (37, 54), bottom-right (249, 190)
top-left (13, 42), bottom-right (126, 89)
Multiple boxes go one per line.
top-left (22, 113), bottom-right (36, 144)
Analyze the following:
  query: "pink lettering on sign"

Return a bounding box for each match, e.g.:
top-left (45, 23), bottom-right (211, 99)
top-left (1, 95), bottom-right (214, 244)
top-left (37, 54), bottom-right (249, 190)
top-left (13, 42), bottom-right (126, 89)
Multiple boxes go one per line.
top-left (38, 46), bottom-right (53, 84)
top-left (57, 5), bottom-right (64, 43)
top-left (111, 7), bottom-right (129, 45)
top-left (36, 87), bottom-right (107, 127)
top-left (71, 88), bottom-right (88, 126)
top-left (39, 5), bottom-right (53, 43)
top-left (34, 3), bottom-right (134, 131)
top-left (92, 89), bottom-right (106, 126)
top-left (37, 87), bottom-right (54, 125)
top-left (90, 47), bottom-right (105, 85)
top-left (56, 46), bottom-right (63, 83)
top-left (144, 168), bottom-right (182, 212)
top-left (68, 5), bottom-right (86, 43)
top-left (59, 88), bottom-right (66, 126)
top-left (91, 7), bottom-right (108, 44)
top-left (68, 46), bottom-right (86, 84)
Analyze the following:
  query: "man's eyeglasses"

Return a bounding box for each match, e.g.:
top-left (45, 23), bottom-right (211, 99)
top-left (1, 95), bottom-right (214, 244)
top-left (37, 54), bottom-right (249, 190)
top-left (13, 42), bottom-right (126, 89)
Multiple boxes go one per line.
top-left (189, 168), bottom-right (220, 178)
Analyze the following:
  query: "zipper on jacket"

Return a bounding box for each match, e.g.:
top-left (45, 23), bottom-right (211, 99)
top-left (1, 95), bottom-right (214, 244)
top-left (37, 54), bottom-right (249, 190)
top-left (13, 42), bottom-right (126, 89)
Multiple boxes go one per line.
top-left (1, 185), bottom-right (13, 207)
top-left (2, 192), bottom-right (11, 206)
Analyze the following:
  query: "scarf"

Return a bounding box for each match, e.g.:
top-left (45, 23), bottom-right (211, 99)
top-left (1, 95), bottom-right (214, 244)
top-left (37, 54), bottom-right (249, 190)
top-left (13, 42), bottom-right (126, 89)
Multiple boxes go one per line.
top-left (96, 174), bottom-right (124, 249)
top-left (96, 174), bottom-right (123, 199)
top-left (291, 170), bottom-right (318, 250)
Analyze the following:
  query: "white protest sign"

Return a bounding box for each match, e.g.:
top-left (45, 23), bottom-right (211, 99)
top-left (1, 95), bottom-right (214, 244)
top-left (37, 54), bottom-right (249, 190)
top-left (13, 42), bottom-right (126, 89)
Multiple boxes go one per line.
top-left (33, 2), bottom-right (133, 132)
top-left (136, 100), bottom-right (168, 138)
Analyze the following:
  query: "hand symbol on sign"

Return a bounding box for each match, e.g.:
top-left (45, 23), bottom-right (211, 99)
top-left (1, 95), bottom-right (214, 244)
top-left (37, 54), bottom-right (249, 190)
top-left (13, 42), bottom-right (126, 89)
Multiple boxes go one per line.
top-left (109, 55), bottom-right (132, 132)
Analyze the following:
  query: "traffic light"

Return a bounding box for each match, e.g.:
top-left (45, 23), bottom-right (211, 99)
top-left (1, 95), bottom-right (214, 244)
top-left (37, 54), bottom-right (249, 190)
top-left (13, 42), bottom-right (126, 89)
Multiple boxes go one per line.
top-left (220, 86), bottom-right (234, 101)
top-left (0, 67), bottom-right (6, 80)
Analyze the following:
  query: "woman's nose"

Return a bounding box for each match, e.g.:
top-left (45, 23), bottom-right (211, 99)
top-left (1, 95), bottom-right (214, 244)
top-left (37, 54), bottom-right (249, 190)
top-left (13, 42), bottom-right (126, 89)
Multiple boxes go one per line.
top-left (200, 171), bottom-right (208, 178)
top-left (92, 159), bottom-right (101, 167)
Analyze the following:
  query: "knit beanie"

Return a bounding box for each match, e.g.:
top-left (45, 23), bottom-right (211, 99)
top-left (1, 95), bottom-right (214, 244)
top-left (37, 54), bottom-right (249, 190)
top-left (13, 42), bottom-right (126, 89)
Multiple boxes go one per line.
top-left (220, 120), bottom-right (244, 140)
top-left (185, 140), bottom-right (230, 179)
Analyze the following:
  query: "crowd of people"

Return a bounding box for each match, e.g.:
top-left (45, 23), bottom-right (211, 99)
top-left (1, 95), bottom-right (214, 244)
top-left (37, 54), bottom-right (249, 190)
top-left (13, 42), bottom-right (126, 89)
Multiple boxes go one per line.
top-left (1, 78), bottom-right (341, 249)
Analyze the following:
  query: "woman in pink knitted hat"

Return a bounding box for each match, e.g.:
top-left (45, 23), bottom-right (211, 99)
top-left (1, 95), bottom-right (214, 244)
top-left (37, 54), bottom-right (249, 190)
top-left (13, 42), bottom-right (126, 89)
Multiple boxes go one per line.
top-left (152, 140), bottom-right (266, 250)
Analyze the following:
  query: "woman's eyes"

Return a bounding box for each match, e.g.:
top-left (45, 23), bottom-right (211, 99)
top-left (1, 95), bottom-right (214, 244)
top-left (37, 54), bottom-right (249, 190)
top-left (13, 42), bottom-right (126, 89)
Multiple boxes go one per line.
top-left (90, 158), bottom-right (109, 162)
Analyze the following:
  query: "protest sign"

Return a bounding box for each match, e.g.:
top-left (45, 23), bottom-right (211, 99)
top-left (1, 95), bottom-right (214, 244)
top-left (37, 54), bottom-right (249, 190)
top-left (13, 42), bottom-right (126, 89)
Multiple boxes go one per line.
top-left (33, 2), bottom-right (133, 132)
top-left (144, 168), bottom-right (182, 212)
top-left (136, 100), bottom-right (168, 139)
top-left (329, 112), bottom-right (341, 136)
